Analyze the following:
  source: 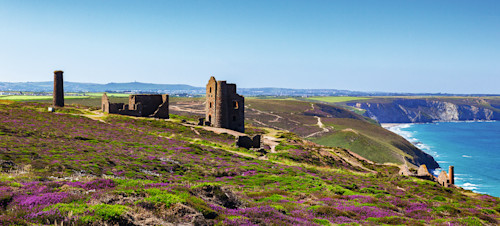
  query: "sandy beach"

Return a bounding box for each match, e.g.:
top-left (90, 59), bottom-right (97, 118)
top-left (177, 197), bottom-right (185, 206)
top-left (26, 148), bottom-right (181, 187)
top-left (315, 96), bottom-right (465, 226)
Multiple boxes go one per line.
top-left (380, 123), bottom-right (404, 129)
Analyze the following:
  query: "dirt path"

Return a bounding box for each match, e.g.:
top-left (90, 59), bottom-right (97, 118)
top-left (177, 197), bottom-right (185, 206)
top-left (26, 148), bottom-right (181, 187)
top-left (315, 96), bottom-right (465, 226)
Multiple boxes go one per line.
top-left (249, 108), bottom-right (282, 123)
top-left (170, 105), bottom-right (205, 115)
top-left (305, 116), bottom-right (331, 138)
top-left (199, 126), bottom-right (246, 137)
top-left (78, 106), bottom-right (279, 155)
top-left (75, 107), bottom-right (374, 175)
top-left (74, 110), bottom-right (107, 123)
top-left (263, 135), bottom-right (280, 153)
top-left (193, 124), bottom-right (280, 153)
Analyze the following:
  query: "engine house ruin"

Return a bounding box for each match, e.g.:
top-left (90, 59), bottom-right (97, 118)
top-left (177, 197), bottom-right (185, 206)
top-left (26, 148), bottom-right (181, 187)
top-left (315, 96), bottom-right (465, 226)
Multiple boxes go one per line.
top-left (205, 76), bottom-right (244, 133)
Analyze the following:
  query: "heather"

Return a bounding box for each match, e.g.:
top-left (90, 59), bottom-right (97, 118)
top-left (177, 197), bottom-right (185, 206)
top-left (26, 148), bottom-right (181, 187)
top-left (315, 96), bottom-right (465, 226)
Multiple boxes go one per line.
top-left (0, 101), bottom-right (499, 225)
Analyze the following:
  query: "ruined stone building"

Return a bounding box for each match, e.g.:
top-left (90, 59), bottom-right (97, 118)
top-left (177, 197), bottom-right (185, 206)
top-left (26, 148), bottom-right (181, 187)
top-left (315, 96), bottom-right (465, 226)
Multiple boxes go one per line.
top-left (53, 70), bottom-right (64, 107)
top-left (102, 93), bottom-right (169, 119)
top-left (399, 164), bottom-right (455, 187)
top-left (438, 166), bottom-right (455, 187)
top-left (438, 171), bottom-right (450, 187)
top-left (205, 76), bottom-right (244, 133)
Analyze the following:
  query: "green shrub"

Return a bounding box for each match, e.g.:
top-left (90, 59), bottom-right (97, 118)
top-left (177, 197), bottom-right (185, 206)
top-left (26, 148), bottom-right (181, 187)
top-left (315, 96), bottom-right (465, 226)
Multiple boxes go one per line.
top-left (275, 143), bottom-right (299, 151)
top-left (313, 218), bottom-right (331, 225)
top-left (327, 185), bottom-right (356, 196)
top-left (359, 187), bottom-right (387, 194)
top-left (457, 216), bottom-right (482, 226)
top-left (481, 208), bottom-right (496, 215)
top-left (92, 204), bottom-right (128, 221)
top-left (367, 216), bottom-right (409, 225)
top-left (432, 204), bottom-right (461, 215)
top-left (258, 194), bottom-right (293, 202)
top-left (432, 196), bottom-right (446, 202)
top-left (48, 203), bottom-right (128, 223)
top-left (191, 182), bottom-right (222, 189)
top-left (186, 196), bottom-right (218, 219)
top-left (143, 189), bottom-right (187, 207)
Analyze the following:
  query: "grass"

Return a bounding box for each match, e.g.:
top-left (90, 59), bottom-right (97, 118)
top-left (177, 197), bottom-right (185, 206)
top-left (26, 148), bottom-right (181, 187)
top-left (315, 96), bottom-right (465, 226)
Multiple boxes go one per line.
top-left (311, 130), bottom-right (402, 164)
top-left (246, 96), bottom-right (299, 101)
top-left (48, 203), bottom-right (129, 223)
top-left (0, 101), bottom-right (497, 225)
top-left (307, 96), bottom-right (372, 103)
top-left (245, 97), bottom-right (433, 168)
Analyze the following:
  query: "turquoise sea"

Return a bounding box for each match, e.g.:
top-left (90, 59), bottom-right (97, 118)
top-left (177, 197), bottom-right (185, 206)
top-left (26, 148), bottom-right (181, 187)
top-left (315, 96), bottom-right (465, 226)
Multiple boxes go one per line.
top-left (387, 121), bottom-right (500, 197)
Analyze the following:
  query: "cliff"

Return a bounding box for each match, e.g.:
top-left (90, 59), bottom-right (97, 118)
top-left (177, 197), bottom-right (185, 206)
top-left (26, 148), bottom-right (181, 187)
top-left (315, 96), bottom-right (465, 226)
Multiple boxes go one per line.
top-left (347, 98), bottom-right (500, 123)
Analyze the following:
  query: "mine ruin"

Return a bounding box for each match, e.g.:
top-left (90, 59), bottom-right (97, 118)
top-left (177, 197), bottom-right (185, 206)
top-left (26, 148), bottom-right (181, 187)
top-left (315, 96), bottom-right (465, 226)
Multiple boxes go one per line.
top-left (102, 93), bottom-right (169, 119)
top-left (53, 70), bottom-right (64, 107)
top-left (205, 76), bottom-right (245, 133)
top-left (400, 164), bottom-right (455, 187)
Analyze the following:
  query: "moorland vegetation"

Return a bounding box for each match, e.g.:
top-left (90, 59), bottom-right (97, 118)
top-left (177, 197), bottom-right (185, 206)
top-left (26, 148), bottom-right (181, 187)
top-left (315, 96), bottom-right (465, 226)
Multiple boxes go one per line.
top-left (0, 99), bottom-right (499, 225)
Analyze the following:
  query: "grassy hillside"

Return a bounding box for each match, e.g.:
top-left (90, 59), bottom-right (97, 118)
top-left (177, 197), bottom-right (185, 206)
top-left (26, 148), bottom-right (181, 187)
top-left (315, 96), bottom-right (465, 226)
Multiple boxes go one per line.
top-left (0, 101), bottom-right (498, 225)
top-left (244, 99), bottom-right (437, 168)
top-left (0, 95), bottom-right (89, 101)
top-left (8, 95), bottom-right (438, 168)
top-left (306, 96), bottom-right (372, 103)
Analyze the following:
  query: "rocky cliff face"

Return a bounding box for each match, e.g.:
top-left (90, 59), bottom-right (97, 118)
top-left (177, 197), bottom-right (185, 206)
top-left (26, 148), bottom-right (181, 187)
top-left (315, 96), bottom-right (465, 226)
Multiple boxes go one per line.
top-left (347, 99), bottom-right (500, 123)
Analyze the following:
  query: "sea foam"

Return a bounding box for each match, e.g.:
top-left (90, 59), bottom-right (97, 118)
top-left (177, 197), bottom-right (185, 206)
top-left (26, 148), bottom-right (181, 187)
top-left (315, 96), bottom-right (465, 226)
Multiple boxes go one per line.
top-left (387, 121), bottom-right (500, 197)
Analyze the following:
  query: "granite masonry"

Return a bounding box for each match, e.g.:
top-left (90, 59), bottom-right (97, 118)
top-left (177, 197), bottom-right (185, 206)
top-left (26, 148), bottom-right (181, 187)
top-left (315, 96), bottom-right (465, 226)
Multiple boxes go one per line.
top-left (53, 70), bottom-right (64, 107)
top-left (102, 93), bottom-right (169, 119)
top-left (205, 76), bottom-right (244, 133)
top-left (399, 164), bottom-right (455, 187)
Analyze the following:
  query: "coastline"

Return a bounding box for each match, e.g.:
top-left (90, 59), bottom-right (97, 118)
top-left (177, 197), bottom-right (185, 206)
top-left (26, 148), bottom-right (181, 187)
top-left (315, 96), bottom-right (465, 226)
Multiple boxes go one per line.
top-left (381, 122), bottom-right (433, 160)
top-left (380, 123), bottom-right (406, 130)
top-left (381, 121), bottom-right (500, 197)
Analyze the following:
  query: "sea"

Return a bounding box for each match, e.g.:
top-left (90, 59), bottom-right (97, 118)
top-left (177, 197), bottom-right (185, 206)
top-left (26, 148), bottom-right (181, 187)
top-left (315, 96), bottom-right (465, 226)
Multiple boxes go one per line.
top-left (386, 121), bottom-right (500, 197)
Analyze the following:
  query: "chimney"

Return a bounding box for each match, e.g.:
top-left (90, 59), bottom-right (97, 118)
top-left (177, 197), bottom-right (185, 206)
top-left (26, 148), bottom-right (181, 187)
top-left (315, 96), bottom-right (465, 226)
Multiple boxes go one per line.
top-left (449, 165), bottom-right (454, 185)
top-left (53, 70), bottom-right (64, 107)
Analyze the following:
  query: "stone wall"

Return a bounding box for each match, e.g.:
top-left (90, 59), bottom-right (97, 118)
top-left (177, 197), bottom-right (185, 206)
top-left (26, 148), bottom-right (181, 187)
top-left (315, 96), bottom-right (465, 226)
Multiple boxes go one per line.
top-left (102, 93), bottom-right (169, 119)
top-left (236, 135), bottom-right (261, 149)
top-left (417, 164), bottom-right (430, 176)
top-left (438, 171), bottom-right (450, 187)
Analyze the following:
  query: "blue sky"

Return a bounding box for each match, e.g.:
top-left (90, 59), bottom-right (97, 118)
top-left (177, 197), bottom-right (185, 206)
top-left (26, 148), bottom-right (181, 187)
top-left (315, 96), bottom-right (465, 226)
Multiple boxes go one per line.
top-left (0, 0), bottom-right (499, 94)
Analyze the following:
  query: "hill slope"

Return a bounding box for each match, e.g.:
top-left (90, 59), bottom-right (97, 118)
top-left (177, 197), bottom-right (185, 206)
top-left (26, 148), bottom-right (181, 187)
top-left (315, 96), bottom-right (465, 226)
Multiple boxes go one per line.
top-left (1, 101), bottom-right (498, 225)
top-left (169, 98), bottom-right (438, 169)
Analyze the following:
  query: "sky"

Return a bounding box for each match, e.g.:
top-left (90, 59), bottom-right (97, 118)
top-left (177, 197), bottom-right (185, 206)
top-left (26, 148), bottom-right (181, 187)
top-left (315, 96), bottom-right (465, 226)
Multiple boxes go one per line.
top-left (0, 0), bottom-right (499, 94)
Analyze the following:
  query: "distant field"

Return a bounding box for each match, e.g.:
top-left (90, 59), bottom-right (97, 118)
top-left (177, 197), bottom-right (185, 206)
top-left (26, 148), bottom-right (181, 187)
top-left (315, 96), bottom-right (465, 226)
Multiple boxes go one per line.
top-left (307, 96), bottom-right (371, 103)
top-left (84, 92), bottom-right (131, 97)
top-left (246, 96), bottom-right (299, 101)
top-left (0, 92), bottom-right (131, 103)
top-left (0, 95), bottom-right (90, 101)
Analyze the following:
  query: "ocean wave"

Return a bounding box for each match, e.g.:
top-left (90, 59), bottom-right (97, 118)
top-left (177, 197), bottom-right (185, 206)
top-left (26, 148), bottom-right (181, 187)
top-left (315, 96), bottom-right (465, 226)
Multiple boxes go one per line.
top-left (461, 183), bottom-right (479, 190)
top-left (415, 143), bottom-right (432, 151)
top-left (442, 120), bottom-right (497, 123)
top-left (386, 123), bottom-right (444, 159)
top-left (390, 121), bottom-right (500, 197)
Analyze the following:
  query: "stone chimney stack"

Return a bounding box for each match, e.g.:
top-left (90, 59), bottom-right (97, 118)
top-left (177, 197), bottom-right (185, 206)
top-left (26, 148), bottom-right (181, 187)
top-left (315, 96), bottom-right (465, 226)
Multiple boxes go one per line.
top-left (449, 165), bottom-right (454, 185)
top-left (53, 70), bottom-right (64, 107)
